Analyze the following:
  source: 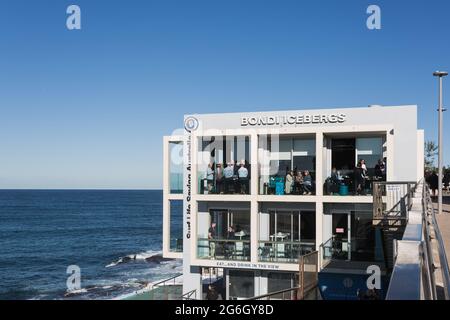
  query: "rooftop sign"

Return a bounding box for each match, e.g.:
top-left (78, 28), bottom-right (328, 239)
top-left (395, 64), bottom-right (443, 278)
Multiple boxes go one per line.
top-left (241, 113), bottom-right (346, 126)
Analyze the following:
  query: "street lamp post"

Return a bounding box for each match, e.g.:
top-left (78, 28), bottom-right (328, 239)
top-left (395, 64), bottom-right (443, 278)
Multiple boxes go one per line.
top-left (433, 71), bottom-right (448, 215)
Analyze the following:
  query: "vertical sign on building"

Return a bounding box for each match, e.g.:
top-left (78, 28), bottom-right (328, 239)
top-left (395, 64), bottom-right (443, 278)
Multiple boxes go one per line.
top-left (182, 116), bottom-right (200, 293)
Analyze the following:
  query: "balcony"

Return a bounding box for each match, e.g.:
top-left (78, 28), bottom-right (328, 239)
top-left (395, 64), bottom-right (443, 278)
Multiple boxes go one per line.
top-left (198, 164), bottom-right (251, 195)
top-left (197, 238), bottom-right (251, 261)
top-left (197, 135), bottom-right (252, 195)
top-left (321, 236), bottom-right (381, 263)
top-left (258, 135), bottom-right (316, 196)
top-left (258, 240), bottom-right (315, 263)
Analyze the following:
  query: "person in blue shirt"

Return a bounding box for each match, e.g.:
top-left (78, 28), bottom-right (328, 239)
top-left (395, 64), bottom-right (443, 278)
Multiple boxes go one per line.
top-left (238, 163), bottom-right (249, 194)
top-left (223, 162), bottom-right (234, 193)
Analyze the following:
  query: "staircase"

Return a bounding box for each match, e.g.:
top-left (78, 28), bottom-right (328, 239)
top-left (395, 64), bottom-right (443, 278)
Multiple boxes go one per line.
top-left (372, 181), bottom-right (415, 270)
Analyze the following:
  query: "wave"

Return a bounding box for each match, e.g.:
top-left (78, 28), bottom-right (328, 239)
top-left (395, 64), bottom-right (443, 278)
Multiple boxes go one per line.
top-left (105, 250), bottom-right (173, 268)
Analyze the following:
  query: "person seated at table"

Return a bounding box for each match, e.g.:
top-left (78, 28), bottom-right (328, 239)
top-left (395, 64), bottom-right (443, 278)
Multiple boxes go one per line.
top-left (223, 162), bottom-right (234, 193)
top-left (294, 170), bottom-right (304, 194)
top-left (237, 162), bottom-right (249, 194)
top-left (326, 167), bottom-right (341, 195)
top-left (227, 225), bottom-right (236, 239)
top-left (302, 170), bottom-right (313, 195)
top-left (374, 159), bottom-right (385, 180)
top-left (215, 163), bottom-right (224, 194)
top-left (285, 170), bottom-right (294, 194)
top-left (206, 163), bottom-right (215, 193)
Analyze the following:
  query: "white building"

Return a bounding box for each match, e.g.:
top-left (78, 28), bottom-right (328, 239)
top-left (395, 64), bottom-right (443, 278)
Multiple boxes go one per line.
top-left (162, 105), bottom-right (424, 300)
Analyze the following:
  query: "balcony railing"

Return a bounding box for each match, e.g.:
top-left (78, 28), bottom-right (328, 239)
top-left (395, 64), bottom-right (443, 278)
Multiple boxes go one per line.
top-left (260, 175), bottom-right (316, 195)
top-left (199, 178), bottom-right (251, 195)
top-left (258, 241), bottom-right (316, 263)
top-left (197, 238), bottom-right (250, 261)
top-left (321, 236), bottom-right (378, 263)
top-left (170, 238), bottom-right (183, 252)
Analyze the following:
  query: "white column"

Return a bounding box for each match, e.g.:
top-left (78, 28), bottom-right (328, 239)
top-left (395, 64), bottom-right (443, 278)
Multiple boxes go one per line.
top-left (315, 132), bottom-right (324, 269)
top-left (386, 129), bottom-right (395, 181)
top-left (417, 130), bottom-right (424, 181)
top-left (315, 132), bottom-right (323, 196)
top-left (316, 201), bottom-right (323, 265)
top-left (183, 133), bottom-right (202, 296)
top-left (250, 132), bottom-right (259, 263)
top-left (162, 136), bottom-right (170, 257)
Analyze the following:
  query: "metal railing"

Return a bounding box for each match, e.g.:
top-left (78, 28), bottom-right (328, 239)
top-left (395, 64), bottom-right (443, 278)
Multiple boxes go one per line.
top-left (386, 180), bottom-right (450, 300)
top-left (424, 182), bottom-right (450, 299)
top-left (258, 241), bottom-right (315, 263)
top-left (151, 273), bottom-right (183, 288)
top-left (181, 289), bottom-right (197, 300)
top-left (197, 238), bottom-right (251, 261)
top-left (247, 251), bottom-right (320, 300)
top-left (372, 181), bottom-right (416, 220)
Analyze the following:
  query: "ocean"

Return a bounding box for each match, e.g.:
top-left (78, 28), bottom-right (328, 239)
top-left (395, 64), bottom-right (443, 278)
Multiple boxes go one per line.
top-left (0, 190), bottom-right (182, 300)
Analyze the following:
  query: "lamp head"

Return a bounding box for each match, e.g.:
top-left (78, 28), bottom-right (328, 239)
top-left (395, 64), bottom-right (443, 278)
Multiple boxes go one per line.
top-left (433, 71), bottom-right (448, 77)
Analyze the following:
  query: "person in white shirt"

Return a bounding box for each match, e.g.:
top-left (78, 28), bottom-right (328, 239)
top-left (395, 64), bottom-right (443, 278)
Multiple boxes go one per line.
top-left (238, 163), bottom-right (249, 194)
top-left (223, 162), bottom-right (234, 194)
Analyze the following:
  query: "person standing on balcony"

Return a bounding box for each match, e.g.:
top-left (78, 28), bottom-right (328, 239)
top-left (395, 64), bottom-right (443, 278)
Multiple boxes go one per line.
top-left (354, 161), bottom-right (366, 195)
top-left (238, 162), bottom-right (249, 194)
top-left (285, 170), bottom-right (293, 194)
top-left (216, 163), bottom-right (224, 194)
top-left (223, 162), bottom-right (234, 194)
top-left (360, 159), bottom-right (369, 192)
top-left (208, 222), bottom-right (217, 259)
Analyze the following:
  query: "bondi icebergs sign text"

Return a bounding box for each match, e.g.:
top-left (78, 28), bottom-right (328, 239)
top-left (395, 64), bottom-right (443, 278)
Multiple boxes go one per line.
top-left (241, 113), bottom-right (346, 126)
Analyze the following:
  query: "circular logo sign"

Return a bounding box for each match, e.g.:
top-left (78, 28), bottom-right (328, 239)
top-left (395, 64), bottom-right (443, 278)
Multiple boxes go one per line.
top-left (184, 116), bottom-right (199, 132)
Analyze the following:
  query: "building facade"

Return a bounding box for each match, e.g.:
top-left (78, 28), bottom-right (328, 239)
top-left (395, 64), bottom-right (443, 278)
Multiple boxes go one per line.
top-left (162, 105), bottom-right (424, 300)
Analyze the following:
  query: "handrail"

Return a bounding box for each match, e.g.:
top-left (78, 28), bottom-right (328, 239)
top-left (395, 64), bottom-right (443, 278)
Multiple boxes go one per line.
top-left (373, 181), bottom-right (416, 219)
top-left (386, 179), bottom-right (450, 299)
top-left (152, 273), bottom-right (182, 288)
top-left (181, 289), bottom-right (197, 300)
top-left (424, 182), bottom-right (450, 299)
top-left (245, 286), bottom-right (301, 300)
top-left (245, 284), bottom-right (318, 300)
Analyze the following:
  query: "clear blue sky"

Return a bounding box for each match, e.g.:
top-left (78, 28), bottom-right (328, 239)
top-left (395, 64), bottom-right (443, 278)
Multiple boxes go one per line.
top-left (0, 0), bottom-right (449, 189)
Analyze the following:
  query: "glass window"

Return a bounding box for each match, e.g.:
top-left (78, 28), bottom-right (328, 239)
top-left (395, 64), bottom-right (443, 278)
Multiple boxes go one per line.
top-left (259, 210), bottom-right (315, 263)
top-left (259, 135), bottom-right (316, 195)
top-left (198, 135), bottom-right (251, 195)
top-left (356, 137), bottom-right (383, 174)
top-left (229, 270), bottom-right (254, 299)
top-left (169, 200), bottom-right (183, 252)
top-left (267, 272), bottom-right (296, 299)
top-left (169, 141), bottom-right (183, 194)
top-left (198, 208), bottom-right (251, 261)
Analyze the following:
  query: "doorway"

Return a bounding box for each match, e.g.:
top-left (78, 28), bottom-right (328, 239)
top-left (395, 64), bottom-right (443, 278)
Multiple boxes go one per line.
top-left (332, 213), bottom-right (350, 260)
top-left (331, 138), bottom-right (355, 171)
top-left (227, 270), bottom-right (255, 299)
top-left (331, 212), bottom-right (375, 261)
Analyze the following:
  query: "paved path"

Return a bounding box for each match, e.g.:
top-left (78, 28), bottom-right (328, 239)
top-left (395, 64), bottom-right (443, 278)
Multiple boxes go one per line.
top-left (435, 196), bottom-right (450, 260)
